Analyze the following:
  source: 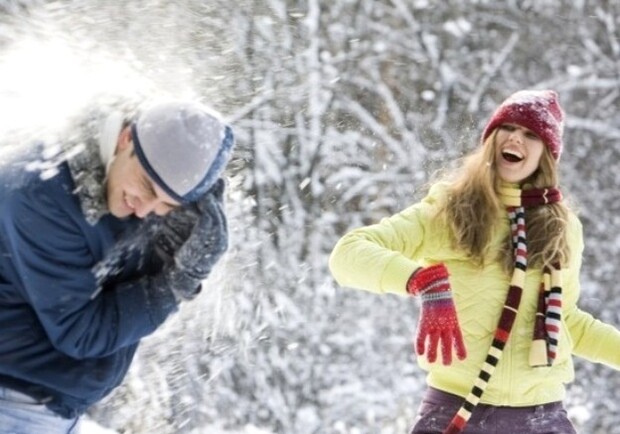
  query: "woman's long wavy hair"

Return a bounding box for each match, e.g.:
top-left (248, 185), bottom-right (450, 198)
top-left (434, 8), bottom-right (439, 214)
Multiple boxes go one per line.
top-left (434, 130), bottom-right (570, 272)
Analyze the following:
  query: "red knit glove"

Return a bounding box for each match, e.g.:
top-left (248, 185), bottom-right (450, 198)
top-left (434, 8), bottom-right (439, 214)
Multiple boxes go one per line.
top-left (407, 264), bottom-right (467, 365)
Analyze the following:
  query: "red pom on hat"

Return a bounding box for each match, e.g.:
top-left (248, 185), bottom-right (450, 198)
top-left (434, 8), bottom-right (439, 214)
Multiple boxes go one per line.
top-left (482, 90), bottom-right (565, 160)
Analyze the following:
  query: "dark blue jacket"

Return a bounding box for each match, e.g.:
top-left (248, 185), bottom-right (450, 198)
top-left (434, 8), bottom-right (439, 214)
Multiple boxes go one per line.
top-left (0, 146), bottom-right (178, 418)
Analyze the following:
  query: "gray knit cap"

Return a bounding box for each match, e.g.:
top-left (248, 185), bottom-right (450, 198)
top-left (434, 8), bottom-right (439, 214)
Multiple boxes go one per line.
top-left (131, 100), bottom-right (234, 203)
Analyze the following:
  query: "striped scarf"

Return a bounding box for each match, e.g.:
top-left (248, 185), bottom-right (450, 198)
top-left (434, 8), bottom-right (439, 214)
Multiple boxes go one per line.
top-left (444, 185), bottom-right (563, 434)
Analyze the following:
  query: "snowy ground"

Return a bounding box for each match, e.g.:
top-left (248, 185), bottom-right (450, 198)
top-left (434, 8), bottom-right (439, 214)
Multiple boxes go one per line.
top-left (80, 418), bottom-right (275, 434)
top-left (80, 419), bottom-right (118, 434)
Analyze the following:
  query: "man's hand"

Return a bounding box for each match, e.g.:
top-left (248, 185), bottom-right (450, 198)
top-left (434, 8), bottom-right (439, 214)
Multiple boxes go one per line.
top-left (153, 204), bottom-right (199, 263)
top-left (174, 178), bottom-right (228, 280)
top-left (155, 179), bottom-right (229, 301)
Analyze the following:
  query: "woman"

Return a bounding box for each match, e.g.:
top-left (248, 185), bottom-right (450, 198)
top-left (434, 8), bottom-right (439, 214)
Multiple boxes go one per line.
top-left (329, 90), bottom-right (620, 434)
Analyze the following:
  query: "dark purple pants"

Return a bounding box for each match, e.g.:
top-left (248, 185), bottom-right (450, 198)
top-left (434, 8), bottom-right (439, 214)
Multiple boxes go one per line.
top-left (410, 388), bottom-right (576, 434)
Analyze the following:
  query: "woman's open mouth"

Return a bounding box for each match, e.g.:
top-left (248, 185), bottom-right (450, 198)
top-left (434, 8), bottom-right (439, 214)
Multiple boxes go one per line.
top-left (502, 149), bottom-right (524, 163)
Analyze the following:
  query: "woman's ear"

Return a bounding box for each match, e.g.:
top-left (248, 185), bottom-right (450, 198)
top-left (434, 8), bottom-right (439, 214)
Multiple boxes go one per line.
top-left (115, 126), bottom-right (133, 154)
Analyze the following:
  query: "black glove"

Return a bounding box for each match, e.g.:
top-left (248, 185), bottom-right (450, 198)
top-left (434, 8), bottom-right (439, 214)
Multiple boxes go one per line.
top-left (153, 204), bottom-right (200, 264)
top-left (155, 179), bottom-right (229, 301)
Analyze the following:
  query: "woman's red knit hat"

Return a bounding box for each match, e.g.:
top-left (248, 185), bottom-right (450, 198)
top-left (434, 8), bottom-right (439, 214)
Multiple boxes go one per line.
top-left (482, 90), bottom-right (565, 160)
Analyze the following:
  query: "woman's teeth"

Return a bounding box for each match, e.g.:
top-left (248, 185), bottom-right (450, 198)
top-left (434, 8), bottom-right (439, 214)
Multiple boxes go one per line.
top-left (502, 150), bottom-right (523, 163)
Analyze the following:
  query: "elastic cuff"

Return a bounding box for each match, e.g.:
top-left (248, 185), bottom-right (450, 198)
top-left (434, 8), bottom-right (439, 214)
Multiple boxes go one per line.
top-left (171, 280), bottom-right (203, 302)
top-left (409, 263), bottom-right (449, 295)
top-left (406, 268), bottom-right (423, 295)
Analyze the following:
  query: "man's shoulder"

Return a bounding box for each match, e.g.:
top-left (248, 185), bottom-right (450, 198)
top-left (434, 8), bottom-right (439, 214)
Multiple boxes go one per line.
top-left (0, 161), bottom-right (80, 221)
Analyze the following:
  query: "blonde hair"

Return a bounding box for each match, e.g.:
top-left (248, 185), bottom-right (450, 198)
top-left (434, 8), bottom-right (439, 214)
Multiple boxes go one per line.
top-left (435, 131), bottom-right (570, 272)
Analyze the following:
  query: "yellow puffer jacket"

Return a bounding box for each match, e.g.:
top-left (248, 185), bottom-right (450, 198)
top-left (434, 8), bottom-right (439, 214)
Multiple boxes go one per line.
top-left (329, 183), bottom-right (620, 406)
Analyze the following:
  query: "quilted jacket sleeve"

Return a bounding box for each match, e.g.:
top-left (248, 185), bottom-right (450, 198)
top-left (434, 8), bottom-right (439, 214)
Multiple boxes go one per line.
top-left (329, 184), bottom-right (448, 295)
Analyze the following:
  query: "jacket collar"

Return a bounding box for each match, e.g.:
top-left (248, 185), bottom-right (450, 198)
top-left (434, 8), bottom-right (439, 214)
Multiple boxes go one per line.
top-left (64, 110), bottom-right (124, 225)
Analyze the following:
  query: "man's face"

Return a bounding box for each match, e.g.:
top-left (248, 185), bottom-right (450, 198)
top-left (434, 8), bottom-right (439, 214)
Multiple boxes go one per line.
top-left (106, 127), bottom-right (181, 219)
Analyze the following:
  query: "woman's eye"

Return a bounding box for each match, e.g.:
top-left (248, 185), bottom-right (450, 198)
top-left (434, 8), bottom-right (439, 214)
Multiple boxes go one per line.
top-left (526, 132), bottom-right (541, 140)
top-left (500, 124), bottom-right (515, 131)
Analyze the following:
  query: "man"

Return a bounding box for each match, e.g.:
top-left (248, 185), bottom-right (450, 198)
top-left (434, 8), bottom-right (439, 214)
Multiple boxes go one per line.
top-left (0, 99), bottom-right (234, 433)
